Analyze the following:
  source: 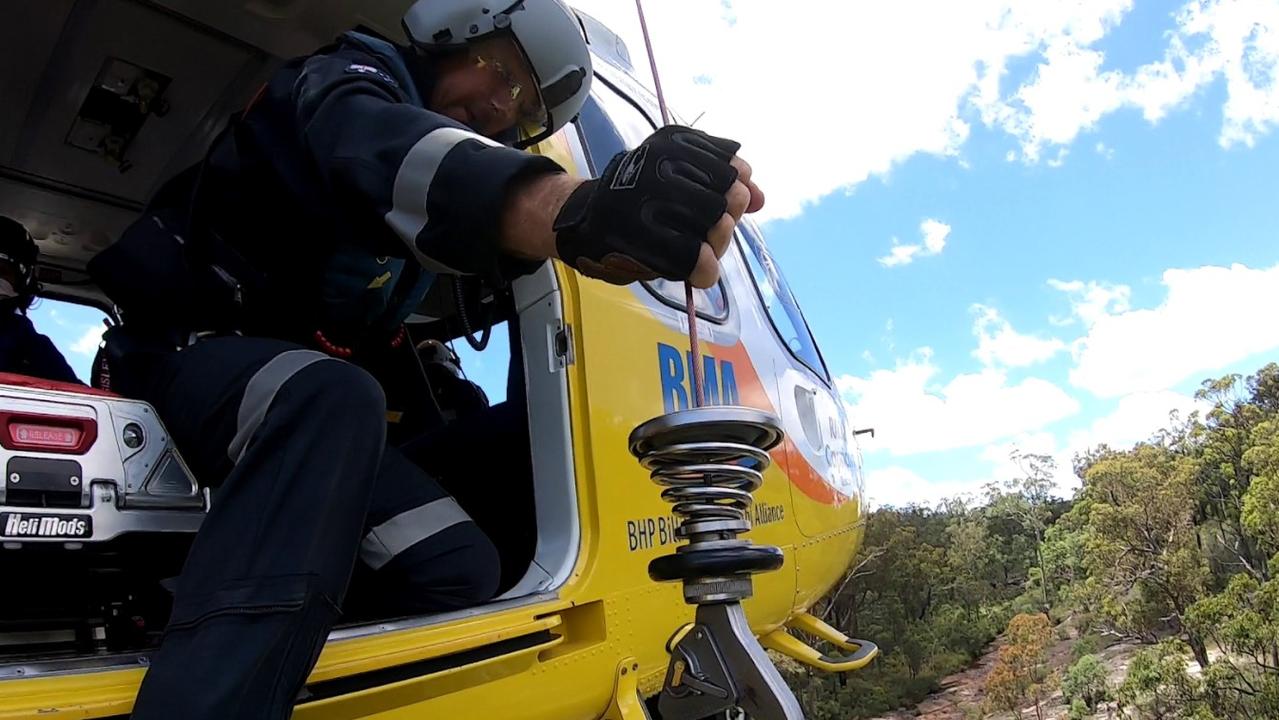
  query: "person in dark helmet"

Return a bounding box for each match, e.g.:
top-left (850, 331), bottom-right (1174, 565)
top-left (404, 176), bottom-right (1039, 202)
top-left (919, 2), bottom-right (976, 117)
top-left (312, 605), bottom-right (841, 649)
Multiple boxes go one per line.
top-left (89, 0), bottom-right (764, 716)
top-left (0, 216), bottom-right (80, 384)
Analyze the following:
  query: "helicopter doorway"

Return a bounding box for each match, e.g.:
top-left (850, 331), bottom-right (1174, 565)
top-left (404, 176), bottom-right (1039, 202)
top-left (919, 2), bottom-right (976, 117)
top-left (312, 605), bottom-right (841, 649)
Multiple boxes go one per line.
top-left (396, 261), bottom-right (580, 606)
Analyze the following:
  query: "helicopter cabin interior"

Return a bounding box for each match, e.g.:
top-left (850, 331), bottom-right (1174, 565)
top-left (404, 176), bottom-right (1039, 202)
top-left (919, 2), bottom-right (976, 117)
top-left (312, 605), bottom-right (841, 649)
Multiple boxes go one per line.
top-left (0, 0), bottom-right (615, 667)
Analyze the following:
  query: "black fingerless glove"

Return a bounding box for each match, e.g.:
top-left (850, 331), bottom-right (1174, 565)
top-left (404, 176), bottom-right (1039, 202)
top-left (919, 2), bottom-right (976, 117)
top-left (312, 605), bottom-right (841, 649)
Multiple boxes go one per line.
top-left (553, 125), bottom-right (741, 285)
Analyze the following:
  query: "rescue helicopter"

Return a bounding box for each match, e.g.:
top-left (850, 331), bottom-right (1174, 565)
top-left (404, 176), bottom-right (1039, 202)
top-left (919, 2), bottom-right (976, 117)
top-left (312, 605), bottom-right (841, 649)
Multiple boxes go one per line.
top-left (0, 1), bottom-right (877, 717)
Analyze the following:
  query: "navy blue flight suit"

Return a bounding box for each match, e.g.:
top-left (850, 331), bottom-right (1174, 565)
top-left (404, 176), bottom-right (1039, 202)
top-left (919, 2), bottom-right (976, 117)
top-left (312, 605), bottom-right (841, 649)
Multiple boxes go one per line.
top-left (0, 312), bottom-right (81, 384)
top-left (107, 32), bottom-right (564, 719)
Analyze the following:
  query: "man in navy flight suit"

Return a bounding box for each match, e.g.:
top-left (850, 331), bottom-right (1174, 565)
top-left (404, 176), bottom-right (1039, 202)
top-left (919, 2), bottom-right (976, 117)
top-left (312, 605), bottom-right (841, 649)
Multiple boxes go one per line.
top-left (0, 216), bottom-right (81, 384)
top-left (91, 0), bottom-right (765, 716)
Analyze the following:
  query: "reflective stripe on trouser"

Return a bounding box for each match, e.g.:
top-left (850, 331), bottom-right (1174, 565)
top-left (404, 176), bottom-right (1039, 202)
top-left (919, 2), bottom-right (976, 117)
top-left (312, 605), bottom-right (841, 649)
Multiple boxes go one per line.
top-left (361, 496), bottom-right (471, 570)
top-left (126, 336), bottom-right (497, 719)
top-left (226, 348), bottom-right (330, 463)
top-left (349, 445), bottom-right (500, 616)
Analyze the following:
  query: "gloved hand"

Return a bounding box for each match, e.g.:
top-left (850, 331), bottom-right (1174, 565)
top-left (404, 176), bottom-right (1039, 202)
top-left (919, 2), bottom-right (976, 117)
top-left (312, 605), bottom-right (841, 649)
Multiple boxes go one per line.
top-left (553, 125), bottom-right (755, 287)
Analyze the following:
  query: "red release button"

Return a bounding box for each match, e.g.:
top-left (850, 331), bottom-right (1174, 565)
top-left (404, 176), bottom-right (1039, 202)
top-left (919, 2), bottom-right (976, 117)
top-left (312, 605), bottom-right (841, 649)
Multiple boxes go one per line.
top-left (11, 423), bottom-right (82, 449)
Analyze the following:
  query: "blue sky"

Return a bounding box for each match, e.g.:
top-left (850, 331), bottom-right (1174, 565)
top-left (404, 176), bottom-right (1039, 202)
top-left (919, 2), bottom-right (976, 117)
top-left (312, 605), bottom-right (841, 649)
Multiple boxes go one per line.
top-left (26, 0), bottom-right (1279, 509)
top-left (571, 0), bottom-right (1279, 505)
top-left (770, 98), bottom-right (1279, 504)
top-left (29, 302), bottom-right (105, 385)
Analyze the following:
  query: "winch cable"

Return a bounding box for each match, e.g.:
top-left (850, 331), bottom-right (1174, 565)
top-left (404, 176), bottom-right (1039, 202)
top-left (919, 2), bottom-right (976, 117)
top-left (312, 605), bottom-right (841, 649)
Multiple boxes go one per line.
top-left (634, 0), bottom-right (705, 408)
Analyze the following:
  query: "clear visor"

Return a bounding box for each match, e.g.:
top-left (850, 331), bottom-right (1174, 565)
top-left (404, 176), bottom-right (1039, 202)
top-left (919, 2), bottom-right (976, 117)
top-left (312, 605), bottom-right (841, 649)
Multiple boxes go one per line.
top-left (472, 47), bottom-right (551, 147)
top-left (514, 116), bottom-right (555, 149)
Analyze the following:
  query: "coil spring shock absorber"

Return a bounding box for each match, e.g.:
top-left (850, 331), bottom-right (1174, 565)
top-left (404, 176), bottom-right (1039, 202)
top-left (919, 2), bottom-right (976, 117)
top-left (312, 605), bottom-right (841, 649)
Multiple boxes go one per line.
top-left (627, 0), bottom-right (802, 712)
top-left (629, 406), bottom-right (804, 720)
top-left (631, 407), bottom-right (784, 602)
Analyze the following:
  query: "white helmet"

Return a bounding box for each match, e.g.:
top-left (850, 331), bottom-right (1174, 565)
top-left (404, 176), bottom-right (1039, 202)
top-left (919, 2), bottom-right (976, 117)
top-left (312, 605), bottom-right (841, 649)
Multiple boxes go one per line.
top-left (403, 0), bottom-right (592, 148)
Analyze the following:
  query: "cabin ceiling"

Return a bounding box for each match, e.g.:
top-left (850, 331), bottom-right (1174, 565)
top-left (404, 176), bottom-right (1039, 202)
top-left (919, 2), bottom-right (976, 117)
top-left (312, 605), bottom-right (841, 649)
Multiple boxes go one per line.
top-left (0, 0), bottom-right (413, 278)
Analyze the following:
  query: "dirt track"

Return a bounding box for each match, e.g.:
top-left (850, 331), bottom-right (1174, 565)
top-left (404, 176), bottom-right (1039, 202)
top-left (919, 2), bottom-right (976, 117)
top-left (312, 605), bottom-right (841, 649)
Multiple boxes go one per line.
top-left (867, 626), bottom-right (1146, 720)
top-left (867, 640), bottom-right (1003, 720)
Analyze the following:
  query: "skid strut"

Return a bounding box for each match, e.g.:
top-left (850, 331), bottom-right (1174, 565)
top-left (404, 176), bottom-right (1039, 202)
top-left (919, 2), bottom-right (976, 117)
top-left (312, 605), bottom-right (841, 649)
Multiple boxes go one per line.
top-left (630, 406), bottom-right (804, 720)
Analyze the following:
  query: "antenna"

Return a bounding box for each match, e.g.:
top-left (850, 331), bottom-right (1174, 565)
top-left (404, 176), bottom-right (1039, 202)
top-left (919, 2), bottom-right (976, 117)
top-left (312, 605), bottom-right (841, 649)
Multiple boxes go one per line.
top-left (633, 0), bottom-right (706, 408)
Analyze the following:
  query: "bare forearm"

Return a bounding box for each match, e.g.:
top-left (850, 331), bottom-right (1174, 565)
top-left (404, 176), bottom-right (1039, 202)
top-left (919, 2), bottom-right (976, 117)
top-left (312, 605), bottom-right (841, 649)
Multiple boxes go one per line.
top-left (498, 171), bottom-right (582, 262)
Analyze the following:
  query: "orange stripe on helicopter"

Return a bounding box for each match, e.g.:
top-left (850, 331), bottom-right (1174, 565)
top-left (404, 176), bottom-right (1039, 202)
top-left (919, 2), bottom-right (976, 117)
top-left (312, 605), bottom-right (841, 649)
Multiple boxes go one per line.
top-left (709, 340), bottom-right (847, 507)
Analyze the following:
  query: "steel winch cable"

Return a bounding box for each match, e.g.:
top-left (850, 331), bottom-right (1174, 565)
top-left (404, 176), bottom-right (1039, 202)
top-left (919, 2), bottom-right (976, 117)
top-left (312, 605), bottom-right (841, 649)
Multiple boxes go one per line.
top-left (626, 9), bottom-right (807, 717)
top-left (634, 0), bottom-right (706, 408)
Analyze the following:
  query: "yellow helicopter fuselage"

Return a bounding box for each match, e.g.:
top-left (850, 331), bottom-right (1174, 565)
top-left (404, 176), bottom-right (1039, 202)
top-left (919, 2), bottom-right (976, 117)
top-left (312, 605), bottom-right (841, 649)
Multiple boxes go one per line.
top-left (0, 3), bottom-right (870, 717)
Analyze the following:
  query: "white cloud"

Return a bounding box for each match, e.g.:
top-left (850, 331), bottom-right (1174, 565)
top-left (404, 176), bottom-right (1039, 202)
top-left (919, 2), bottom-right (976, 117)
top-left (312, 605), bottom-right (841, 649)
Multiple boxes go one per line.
top-left (1048, 278), bottom-right (1132, 327)
top-left (878, 238), bottom-right (922, 268)
top-left (972, 304), bottom-right (1066, 367)
top-left (572, 0), bottom-right (1134, 219)
top-left (1095, 141), bottom-right (1115, 159)
top-left (981, 432), bottom-right (1061, 470)
top-left (922, 219), bottom-right (951, 253)
top-left (865, 466), bottom-right (990, 509)
top-left (1171, 0), bottom-right (1279, 148)
top-left (983, 40), bottom-right (1126, 162)
top-left (571, 0), bottom-right (1277, 218)
top-left (1066, 263), bottom-right (1279, 397)
top-left (979, 389), bottom-right (1209, 497)
top-left (1066, 390), bottom-right (1208, 450)
top-left (878, 219), bottom-right (951, 267)
top-left (980, 432), bottom-right (1079, 496)
top-left (70, 325), bottom-right (104, 356)
top-left (572, 0), bottom-right (1279, 217)
top-left (986, 0), bottom-right (1279, 161)
top-left (837, 347), bottom-right (1080, 456)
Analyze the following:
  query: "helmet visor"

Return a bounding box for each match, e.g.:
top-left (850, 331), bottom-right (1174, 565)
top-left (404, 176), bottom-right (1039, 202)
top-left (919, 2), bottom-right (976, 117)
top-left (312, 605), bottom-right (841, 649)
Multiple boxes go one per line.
top-left (469, 40), bottom-right (552, 147)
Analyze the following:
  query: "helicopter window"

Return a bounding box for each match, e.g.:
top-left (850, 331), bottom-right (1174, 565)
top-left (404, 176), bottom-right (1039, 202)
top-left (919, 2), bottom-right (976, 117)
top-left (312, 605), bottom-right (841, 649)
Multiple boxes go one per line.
top-left (452, 321), bottom-right (511, 404)
top-left (576, 84), bottom-right (729, 322)
top-left (644, 278), bottom-right (729, 321)
top-left (737, 221), bottom-right (831, 382)
top-left (26, 297), bottom-right (109, 384)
